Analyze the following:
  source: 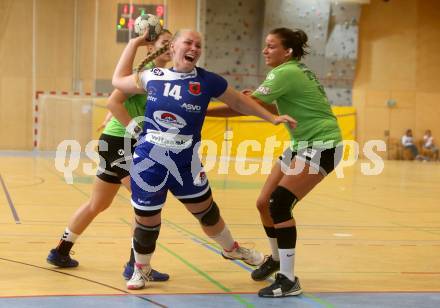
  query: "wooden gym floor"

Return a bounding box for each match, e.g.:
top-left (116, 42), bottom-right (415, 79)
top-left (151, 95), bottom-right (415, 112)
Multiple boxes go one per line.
top-left (0, 151), bottom-right (439, 307)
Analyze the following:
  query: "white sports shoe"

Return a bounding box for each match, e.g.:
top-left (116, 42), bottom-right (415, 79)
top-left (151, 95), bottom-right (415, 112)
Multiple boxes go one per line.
top-left (222, 242), bottom-right (264, 266)
top-left (126, 263), bottom-right (152, 290)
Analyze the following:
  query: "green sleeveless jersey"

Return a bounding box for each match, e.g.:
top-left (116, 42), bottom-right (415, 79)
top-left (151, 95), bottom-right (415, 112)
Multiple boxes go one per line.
top-left (253, 60), bottom-right (342, 151)
top-left (103, 62), bottom-right (155, 137)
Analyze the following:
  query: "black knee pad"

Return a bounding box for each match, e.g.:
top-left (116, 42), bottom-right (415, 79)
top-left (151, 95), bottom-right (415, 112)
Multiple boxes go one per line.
top-left (133, 222), bottom-right (161, 254)
top-left (134, 208), bottom-right (161, 217)
top-left (193, 201), bottom-right (220, 226)
top-left (269, 186), bottom-right (298, 224)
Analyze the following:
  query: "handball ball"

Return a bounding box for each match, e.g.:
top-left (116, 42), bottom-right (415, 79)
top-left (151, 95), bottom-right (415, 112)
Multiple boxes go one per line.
top-left (134, 14), bottom-right (162, 40)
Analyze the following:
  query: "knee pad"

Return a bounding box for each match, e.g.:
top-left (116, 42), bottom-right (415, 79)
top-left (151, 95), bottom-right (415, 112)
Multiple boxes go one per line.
top-left (269, 186), bottom-right (298, 224)
top-left (133, 222), bottom-right (161, 254)
top-left (193, 201), bottom-right (220, 226)
top-left (134, 208), bottom-right (161, 217)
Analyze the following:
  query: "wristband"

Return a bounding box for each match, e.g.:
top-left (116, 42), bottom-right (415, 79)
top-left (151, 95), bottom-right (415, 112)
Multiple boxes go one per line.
top-left (126, 119), bottom-right (142, 140)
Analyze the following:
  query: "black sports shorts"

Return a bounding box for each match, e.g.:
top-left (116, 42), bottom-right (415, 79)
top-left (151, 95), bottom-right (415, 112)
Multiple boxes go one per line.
top-left (96, 134), bottom-right (136, 184)
top-left (278, 145), bottom-right (343, 176)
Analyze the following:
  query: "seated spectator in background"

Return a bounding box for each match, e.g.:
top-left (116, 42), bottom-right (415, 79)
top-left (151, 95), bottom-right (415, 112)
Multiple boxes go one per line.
top-left (423, 129), bottom-right (439, 160)
top-left (401, 129), bottom-right (422, 160)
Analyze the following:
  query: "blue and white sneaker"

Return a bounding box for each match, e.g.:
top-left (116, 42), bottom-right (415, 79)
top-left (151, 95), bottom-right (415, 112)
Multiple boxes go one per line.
top-left (47, 249), bottom-right (79, 268)
top-left (123, 262), bottom-right (169, 281)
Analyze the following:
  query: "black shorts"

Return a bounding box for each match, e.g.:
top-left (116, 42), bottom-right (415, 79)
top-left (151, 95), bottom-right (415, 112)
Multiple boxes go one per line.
top-left (278, 146), bottom-right (343, 176)
top-left (96, 134), bottom-right (136, 184)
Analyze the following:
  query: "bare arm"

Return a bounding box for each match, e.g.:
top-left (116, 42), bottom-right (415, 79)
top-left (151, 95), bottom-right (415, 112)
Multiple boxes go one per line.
top-left (96, 111), bottom-right (114, 132)
top-left (206, 104), bottom-right (243, 117)
top-left (106, 89), bottom-right (131, 127)
top-left (207, 88), bottom-right (278, 118)
top-left (206, 101), bottom-right (278, 117)
top-left (217, 86), bottom-right (296, 128)
top-left (112, 32), bottom-right (153, 94)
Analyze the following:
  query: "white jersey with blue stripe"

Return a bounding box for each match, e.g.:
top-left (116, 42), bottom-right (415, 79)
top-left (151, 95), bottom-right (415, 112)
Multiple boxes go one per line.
top-left (137, 66), bottom-right (228, 166)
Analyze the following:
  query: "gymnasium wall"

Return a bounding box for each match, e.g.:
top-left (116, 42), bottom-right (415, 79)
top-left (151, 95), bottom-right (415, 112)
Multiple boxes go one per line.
top-left (353, 0), bottom-right (440, 158)
top-left (0, 0), bottom-right (196, 150)
top-left (1, 0), bottom-right (439, 156)
top-left (201, 0), bottom-right (265, 90)
top-left (202, 0), bottom-right (362, 106)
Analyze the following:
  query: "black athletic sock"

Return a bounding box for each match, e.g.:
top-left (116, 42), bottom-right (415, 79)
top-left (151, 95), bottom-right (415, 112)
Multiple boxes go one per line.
top-left (57, 240), bottom-right (74, 256)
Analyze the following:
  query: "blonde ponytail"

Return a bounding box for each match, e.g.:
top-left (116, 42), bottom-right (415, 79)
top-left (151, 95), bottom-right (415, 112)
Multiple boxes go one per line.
top-left (134, 43), bottom-right (170, 88)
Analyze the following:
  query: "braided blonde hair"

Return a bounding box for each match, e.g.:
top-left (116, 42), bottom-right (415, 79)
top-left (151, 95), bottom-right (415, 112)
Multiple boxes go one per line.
top-left (134, 29), bottom-right (172, 88)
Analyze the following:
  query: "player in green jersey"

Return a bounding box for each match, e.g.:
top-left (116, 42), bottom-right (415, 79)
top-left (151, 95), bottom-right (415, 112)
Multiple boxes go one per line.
top-left (208, 28), bottom-right (342, 297)
top-left (47, 30), bottom-right (172, 281)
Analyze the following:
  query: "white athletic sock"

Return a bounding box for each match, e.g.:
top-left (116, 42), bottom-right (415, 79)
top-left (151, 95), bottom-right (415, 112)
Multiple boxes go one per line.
top-left (279, 248), bottom-right (295, 281)
top-left (132, 239), bottom-right (153, 266)
top-left (209, 225), bottom-right (235, 251)
top-left (268, 237), bottom-right (280, 261)
top-left (62, 228), bottom-right (79, 243)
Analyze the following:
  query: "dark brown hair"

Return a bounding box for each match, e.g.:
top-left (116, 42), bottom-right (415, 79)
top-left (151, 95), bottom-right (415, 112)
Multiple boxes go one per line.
top-left (269, 28), bottom-right (309, 61)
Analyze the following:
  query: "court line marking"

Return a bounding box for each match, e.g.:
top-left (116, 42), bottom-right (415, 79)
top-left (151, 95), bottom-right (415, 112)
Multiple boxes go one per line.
top-left (119, 219), bottom-right (254, 307)
top-left (123, 214), bottom-right (328, 306)
top-left (37, 158), bottom-right (336, 306)
top-left (0, 257), bottom-right (167, 307)
top-left (163, 219), bottom-right (332, 307)
top-left (0, 173), bottom-right (20, 224)
top-left (390, 221), bottom-right (440, 237)
top-left (156, 242), bottom-right (254, 307)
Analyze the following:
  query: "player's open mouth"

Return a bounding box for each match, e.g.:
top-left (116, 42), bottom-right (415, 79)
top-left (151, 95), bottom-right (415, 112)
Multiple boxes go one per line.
top-left (184, 54), bottom-right (195, 62)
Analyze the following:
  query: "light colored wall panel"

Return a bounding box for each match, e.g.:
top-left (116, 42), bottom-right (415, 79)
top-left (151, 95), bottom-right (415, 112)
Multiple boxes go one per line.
top-left (416, 0), bottom-right (440, 92)
top-left (0, 0), bottom-right (33, 150)
top-left (0, 78), bottom-right (32, 149)
top-left (365, 90), bottom-right (389, 108)
top-left (389, 108), bottom-right (415, 139)
top-left (35, 0), bottom-right (75, 83)
top-left (166, 0), bottom-right (196, 33)
top-left (388, 91), bottom-right (416, 142)
top-left (352, 89), bottom-right (366, 144)
top-left (415, 93), bottom-right (440, 139)
top-left (362, 106), bottom-right (388, 143)
top-left (353, 0), bottom-right (440, 158)
top-left (77, 0), bottom-right (96, 92)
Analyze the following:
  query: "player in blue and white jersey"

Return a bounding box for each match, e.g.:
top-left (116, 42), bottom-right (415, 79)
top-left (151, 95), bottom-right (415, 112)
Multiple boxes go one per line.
top-left (111, 29), bottom-right (297, 290)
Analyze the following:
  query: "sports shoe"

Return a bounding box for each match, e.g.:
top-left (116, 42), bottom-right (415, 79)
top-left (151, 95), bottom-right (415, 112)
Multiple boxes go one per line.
top-left (258, 273), bottom-right (302, 297)
top-left (251, 255), bottom-right (280, 281)
top-left (46, 249), bottom-right (79, 268)
top-left (123, 262), bottom-right (169, 281)
top-left (221, 242), bottom-right (264, 266)
top-left (126, 263), bottom-right (152, 290)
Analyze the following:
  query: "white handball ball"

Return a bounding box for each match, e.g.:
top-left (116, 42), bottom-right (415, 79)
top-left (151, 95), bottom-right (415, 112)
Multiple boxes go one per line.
top-left (134, 14), bottom-right (162, 41)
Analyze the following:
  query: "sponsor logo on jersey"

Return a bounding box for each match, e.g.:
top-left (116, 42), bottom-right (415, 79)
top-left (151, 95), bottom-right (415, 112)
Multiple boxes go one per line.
top-left (147, 86), bottom-right (157, 96)
top-left (267, 73), bottom-right (275, 80)
top-left (193, 170), bottom-right (207, 187)
top-left (181, 103), bottom-right (201, 112)
top-left (256, 86), bottom-right (271, 95)
top-left (153, 110), bottom-right (187, 129)
top-left (152, 68), bottom-right (164, 76)
top-left (188, 81), bottom-right (201, 95)
top-left (145, 129), bottom-right (193, 150)
top-left (136, 198), bottom-right (151, 205)
top-left (147, 96), bottom-right (157, 102)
